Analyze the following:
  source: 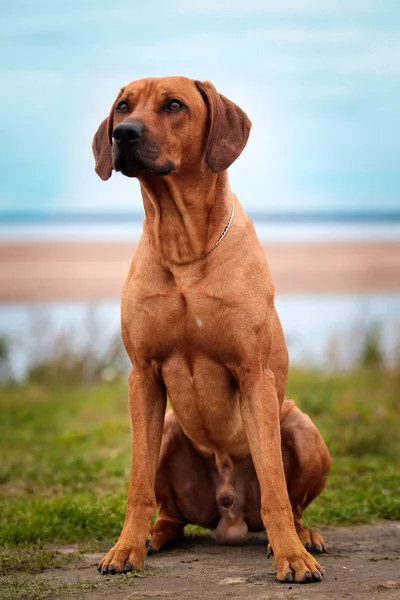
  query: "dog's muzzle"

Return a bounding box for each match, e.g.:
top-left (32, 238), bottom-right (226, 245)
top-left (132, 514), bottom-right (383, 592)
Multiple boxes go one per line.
top-left (112, 122), bottom-right (174, 177)
top-left (112, 122), bottom-right (144, 146)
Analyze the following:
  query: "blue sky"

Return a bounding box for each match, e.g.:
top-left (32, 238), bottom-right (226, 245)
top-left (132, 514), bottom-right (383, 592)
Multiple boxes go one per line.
top-left (1, 0), bottom-right (399, 215)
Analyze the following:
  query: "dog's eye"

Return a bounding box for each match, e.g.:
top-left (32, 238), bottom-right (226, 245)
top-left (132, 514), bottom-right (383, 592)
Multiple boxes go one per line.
top-left (165, 99), bottom-right (185, 113)
top-left (116, 101), bottom-right (129, 113)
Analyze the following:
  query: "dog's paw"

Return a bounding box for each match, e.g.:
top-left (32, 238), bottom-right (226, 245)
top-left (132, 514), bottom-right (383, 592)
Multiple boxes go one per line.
top-left (274, 547), bottom-right (325, 583)
top-left (149, 519), bottom-right (184, 554)
top-left (146, 539), bottom-right (157, 556)
top-left (97, 542), bottom-right (145, 575)
top-left (298, 527), bottom-right (327, 554)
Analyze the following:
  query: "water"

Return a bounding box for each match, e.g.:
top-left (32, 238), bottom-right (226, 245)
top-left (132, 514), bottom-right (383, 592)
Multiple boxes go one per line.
top-left (1, 221), bottom-right (400, 243)
top-left (1, 293), bottom-right (399, 379)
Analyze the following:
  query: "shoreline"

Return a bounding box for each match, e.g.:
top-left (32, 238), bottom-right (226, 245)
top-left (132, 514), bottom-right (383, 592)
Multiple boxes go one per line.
top-left (1, 241), bottom-right (400, 301)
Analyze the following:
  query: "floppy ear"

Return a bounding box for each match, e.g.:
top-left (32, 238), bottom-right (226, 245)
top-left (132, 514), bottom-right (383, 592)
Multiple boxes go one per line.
top-left (196, 80), bottom-right (252, 173)
top-left (92, 89), bottom-right (124, 181)
top-left (92, 117), bottom-right (113, 181)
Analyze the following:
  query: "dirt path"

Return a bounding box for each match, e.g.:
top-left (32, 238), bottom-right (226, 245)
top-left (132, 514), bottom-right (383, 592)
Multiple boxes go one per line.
top-left (37, 522), bottom-right (400, 599)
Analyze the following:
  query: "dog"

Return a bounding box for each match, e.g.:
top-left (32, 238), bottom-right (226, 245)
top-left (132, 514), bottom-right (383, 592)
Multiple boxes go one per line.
top-left (92, 76), bottom-right (331, 583)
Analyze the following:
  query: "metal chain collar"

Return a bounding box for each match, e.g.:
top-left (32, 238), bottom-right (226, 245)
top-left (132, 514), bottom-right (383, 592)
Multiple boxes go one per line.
top-left (204, 201), bottom-right (235, 257)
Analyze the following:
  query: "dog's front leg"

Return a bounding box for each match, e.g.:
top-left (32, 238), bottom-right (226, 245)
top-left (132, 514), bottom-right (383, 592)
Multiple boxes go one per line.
top-left (98, 365), bottom-right (167, 574)
top-left (239, 368), bottom-right (324, 583)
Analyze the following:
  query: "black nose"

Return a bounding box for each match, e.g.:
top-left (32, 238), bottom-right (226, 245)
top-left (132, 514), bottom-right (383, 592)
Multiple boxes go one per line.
top-left (112, 122), bottom-right (143, 145)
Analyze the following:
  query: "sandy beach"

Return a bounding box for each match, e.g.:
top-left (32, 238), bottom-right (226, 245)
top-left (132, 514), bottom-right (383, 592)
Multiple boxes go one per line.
top-left (1, 241), bottom-right (399, 302)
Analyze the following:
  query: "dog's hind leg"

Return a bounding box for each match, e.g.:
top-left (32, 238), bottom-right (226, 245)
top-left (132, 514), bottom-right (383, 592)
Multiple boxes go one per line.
top-left (280, 400), bottom-right (331, 554)
top-left (150, 411), bottom-right (219, 553)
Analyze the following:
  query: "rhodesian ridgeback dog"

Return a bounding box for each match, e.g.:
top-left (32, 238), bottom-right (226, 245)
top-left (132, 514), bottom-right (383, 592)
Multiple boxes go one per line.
top-left (92, 76), bottom-right (331, 583)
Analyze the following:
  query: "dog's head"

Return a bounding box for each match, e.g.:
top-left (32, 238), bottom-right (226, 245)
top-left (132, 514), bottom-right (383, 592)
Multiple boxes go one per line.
top-left (92, 76), bottom-right (251, 181)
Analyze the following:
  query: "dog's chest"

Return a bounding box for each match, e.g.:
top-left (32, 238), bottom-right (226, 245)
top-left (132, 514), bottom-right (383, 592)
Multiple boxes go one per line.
top-left (123, 281), bottom-right (225, 359)
top-left (122, 266), bottom-right (266, 365)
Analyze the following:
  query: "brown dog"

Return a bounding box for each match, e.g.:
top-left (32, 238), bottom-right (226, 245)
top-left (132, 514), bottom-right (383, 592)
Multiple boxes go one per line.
top-left (92, 76), bottom-right (331, 583)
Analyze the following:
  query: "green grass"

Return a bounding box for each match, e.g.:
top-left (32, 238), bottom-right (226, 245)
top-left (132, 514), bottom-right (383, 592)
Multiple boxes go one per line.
top-left (0, 381), bottom-right (131, 547)
top-left (0, 548), bottom-right (82, 600)
top-left (0, 547), bottom-right (81, 576)
top-left (0, 368), bottom-right (399, 586)
top-left (286, 367), bottom-right (400, 525)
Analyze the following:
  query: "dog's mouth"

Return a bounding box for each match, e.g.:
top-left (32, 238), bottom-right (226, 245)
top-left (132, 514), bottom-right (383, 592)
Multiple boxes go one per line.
top-left (113, 145), bottom-right (175, 178)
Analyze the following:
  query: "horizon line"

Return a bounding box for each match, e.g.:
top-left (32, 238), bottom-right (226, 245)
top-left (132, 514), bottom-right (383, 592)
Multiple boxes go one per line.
top-left (1, 210), bottom-right (400, 225)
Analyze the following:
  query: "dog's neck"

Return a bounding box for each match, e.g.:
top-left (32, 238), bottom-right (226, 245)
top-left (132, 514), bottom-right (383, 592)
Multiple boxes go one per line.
top-left (139, 170), bottom-right (234, 266)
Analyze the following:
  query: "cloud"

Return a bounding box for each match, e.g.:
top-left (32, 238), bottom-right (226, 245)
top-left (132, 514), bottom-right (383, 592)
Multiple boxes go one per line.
top-left (341, 37), bottom-right (400, 76)
top-left (0, 5), bottom-right (141, 33)
top-left (253, 27), bottom-right (362, 43)
top-left (173, 0), bottom-right (377, 15)
top-left (138, 28), bottom-right (400, 78)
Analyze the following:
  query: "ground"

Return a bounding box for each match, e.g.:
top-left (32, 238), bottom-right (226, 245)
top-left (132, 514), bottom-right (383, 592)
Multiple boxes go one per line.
top-left (5, 522), bottom-right (399, 600)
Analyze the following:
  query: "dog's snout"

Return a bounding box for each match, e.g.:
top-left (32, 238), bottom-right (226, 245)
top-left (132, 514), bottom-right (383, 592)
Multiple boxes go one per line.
top-left (112, 122), bottom-right (143, 145)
